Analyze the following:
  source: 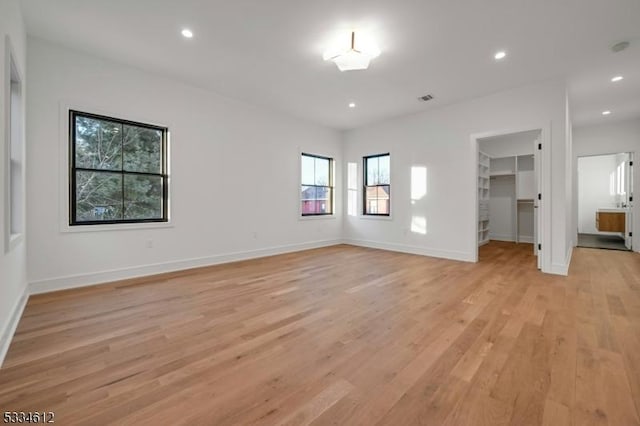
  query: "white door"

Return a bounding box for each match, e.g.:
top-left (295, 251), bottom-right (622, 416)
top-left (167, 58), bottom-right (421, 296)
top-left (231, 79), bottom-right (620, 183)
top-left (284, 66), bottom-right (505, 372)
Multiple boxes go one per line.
top-left (534, 136), bottom-right (542, 268)
top-left (625, 153), bottom-right (633, 250)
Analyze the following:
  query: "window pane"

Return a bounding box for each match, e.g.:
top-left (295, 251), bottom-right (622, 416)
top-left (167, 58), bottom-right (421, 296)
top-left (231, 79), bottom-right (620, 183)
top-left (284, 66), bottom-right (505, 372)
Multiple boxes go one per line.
top-left (315, 157), bottom-right (330, 186)
top-left (301, 155), bottom-right (315, 185)
top-left (75, 171), bottom-right (123, 221)
top-left (301, 186), bottom-right (332, 215)
top-left (124, 174), bottom-right (163, 220)
top-left (301, 185), bottom-right (317, 214)
top-left (364, 186), bottom-right (375, 214)
top-left (378, 155), bottom-right (390, 184)
top-left (364, 184), bottom-right (390, 215)
top-left (377, 185), bottom-right (390, 214)
top-left (316, 187), bottom-right (332, 214)
top-left (123, 125), bottom-right (162, 173)
top-left (75, 116), bottom-right (122, 170)
top-left (366, 157), bottom-right (379, 185)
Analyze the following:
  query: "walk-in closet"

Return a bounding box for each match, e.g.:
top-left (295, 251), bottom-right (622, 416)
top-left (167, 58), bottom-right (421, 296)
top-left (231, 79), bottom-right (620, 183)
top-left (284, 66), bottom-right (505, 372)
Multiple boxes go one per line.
top-left (477, 130), bottom-right (541, 252)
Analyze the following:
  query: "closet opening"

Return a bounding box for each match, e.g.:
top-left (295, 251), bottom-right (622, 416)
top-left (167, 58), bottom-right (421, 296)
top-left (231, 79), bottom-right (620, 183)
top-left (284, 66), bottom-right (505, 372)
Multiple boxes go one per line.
top-left (475, 129), bottom-right (543, 269)
top-left (576, 152), bottom-right (633, 251)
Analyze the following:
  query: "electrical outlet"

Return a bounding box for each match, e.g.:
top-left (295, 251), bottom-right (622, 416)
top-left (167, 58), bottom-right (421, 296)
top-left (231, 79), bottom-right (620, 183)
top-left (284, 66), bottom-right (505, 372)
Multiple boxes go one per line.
top-left (146, 239), bottom-right (153, 248)
top-left (252, 232), bottom-right (258, 239)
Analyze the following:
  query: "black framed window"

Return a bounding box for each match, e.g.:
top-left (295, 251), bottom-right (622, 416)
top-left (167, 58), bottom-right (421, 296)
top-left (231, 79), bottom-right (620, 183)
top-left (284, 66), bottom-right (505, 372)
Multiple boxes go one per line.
top-left (364, 153), bottom-right (390, 216)
top-left (301, 153), bottom-right (334, 216)
top-left (69, 110), bottom-right (168, 225)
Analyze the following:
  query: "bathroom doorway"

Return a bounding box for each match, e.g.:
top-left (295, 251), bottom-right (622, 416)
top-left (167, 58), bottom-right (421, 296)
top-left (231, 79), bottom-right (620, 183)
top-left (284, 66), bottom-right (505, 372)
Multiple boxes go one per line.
top-left (577, 152), bottom-right (633, 251)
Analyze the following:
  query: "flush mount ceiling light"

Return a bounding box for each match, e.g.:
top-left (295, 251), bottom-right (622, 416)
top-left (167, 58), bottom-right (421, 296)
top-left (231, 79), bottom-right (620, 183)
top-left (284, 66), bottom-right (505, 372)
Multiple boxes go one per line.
top-left (602, 110), bottom-right (612, 115)
top-left (181, 28), bottom-right (193, 38)
top-left (494, 51), bottom-right (507, 60)
top-left (323, 31), bottom-right (380, 71)
top-left (611, 75), bottom-right (624, 82)
top-left (348, 102), bottom-right (356, 108)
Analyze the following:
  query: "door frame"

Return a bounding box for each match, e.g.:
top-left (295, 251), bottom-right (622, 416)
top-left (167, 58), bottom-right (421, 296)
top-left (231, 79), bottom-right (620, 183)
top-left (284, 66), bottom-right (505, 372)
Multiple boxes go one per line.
top-left (626, 153), bottom-right (633, 250)
top-left (471, 124), bottom-right (552, 273)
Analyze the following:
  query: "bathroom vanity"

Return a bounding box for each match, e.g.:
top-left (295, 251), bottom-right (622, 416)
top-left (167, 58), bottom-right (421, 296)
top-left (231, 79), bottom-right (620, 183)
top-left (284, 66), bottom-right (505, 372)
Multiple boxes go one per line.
top-left (596, 208), bottom-right (626, 233)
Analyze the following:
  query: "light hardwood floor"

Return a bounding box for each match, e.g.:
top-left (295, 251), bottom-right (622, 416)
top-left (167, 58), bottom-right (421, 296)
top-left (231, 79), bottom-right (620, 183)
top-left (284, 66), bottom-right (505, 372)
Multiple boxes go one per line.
top-left (1, 242), bottom-right (640, 425)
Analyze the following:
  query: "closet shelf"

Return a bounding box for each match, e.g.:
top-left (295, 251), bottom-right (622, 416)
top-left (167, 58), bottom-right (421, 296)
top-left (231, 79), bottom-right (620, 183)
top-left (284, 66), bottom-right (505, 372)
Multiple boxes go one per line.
top-left (478, 151), bottom-right (491, 246)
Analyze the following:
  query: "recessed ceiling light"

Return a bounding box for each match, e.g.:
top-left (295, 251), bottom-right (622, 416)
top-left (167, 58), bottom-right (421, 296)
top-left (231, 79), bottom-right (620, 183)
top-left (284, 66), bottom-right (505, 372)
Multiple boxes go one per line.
top-left (181, 29), bottom-right (193, 38)
top-left (348, 102), bottom-right (356, 108)
top-left (611, 76), bottom-right (624, 82)
top-left (602, 110), bottom-right (611, 115)
top-left (494, 51), bottom-right (506, 60)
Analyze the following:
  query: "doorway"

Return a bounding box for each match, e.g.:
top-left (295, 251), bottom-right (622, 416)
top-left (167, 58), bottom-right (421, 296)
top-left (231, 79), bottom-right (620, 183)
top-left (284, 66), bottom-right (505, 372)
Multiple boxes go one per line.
top-left (577, 153), bottom-right (633, 251)
top-left (475, 129), bottom-right (543, 269)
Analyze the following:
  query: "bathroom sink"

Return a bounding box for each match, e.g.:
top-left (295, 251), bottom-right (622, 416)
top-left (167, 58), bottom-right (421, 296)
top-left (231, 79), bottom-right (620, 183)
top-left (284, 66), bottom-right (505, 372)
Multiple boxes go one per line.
top-left (597, 208), bottom-right (628, 213)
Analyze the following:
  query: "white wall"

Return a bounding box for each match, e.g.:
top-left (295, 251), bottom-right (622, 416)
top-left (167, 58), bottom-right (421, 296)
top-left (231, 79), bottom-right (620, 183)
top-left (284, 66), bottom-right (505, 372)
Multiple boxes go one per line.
top-left (573, 118), bottom-right (640, 250)
top-left (0, 0), bottom-right (27, 363)
top-left (342, 79), bottom-right (571, 274)
top-left (26, 38), bottom-right (343, 293)
top-left (577, 154), bottom-right (619, 234)
top-left (489, 176), bottom-right (516, 241)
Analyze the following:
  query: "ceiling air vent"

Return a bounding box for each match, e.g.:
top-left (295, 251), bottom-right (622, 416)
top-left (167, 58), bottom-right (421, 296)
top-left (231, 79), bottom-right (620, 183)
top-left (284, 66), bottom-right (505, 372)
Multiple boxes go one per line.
top-left (418, 94), bottom-right (434, 102)
top-left (611, 41), bottom-right (630, 53)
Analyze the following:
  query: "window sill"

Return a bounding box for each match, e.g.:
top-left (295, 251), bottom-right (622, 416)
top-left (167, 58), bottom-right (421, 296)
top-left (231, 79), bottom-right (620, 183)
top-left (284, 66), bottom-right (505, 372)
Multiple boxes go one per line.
top-left (60, 221), bottom-right (174, 233)
top-left (359, 215), bottom-right (393, 221)
top-left (299, 214), bottom-right (337, 221)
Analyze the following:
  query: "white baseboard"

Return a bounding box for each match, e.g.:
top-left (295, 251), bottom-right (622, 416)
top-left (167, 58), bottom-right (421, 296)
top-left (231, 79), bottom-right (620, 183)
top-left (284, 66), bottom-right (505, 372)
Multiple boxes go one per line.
top-left (549, 245), bottom-right (573, 276)
top-left (0, 287), bottom-right (29, 367)
top-left (29, 239), bottom-right (343, 295)
top-left (343, 238), bottom-right (475, 263)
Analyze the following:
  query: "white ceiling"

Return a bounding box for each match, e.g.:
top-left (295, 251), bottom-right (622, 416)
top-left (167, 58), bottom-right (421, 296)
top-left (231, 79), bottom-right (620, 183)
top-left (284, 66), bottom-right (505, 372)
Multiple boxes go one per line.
top-left (19, 0), bottom-right (640, 130)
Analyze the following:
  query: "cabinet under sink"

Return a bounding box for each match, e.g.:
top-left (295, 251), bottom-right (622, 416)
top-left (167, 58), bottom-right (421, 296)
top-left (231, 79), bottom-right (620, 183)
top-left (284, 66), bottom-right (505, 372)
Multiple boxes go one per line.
top-left (596, 210), bottom-right (625, 233)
